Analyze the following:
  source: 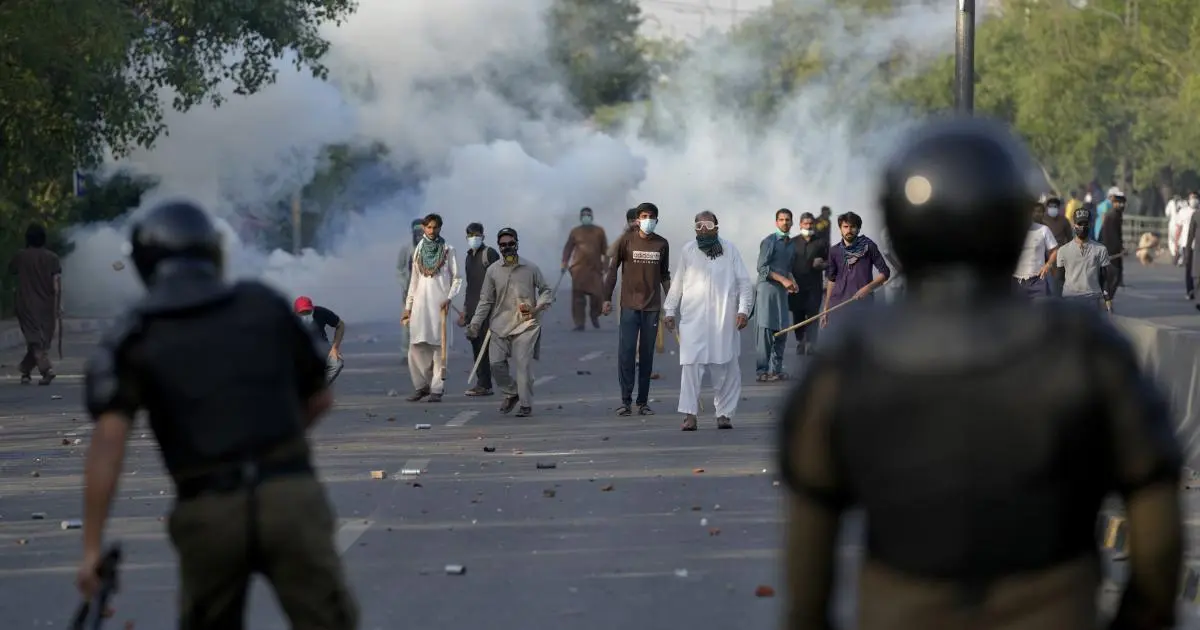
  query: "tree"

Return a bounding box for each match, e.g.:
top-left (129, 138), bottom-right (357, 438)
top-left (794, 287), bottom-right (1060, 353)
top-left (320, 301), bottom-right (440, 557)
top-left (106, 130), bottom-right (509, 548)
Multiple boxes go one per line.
top-left (546, 0), bottom-right (649, 114)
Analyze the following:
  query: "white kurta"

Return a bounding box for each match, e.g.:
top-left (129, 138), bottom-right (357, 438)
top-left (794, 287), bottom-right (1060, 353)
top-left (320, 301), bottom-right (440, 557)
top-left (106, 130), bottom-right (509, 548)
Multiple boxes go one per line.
top-left (405, 242), bottom-right (463, 346)
top-left (663, 238), bottom-right (754, 366)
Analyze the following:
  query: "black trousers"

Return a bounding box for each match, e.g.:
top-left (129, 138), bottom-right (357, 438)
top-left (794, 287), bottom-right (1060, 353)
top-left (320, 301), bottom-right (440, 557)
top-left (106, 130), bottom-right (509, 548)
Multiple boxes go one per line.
top-left (787, 289), bottom-right (823, 344)
top-left (469, 327), bottom-right (492, 389)
top-left (1185, 248), bottom-right (1195, 297)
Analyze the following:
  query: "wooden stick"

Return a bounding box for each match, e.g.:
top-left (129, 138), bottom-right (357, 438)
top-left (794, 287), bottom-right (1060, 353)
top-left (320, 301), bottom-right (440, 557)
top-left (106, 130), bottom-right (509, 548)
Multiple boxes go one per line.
top-left (466, 329), bottom-right (493, 386)
top-left (774, 282), bottom-right (888, 338)
top-left (440, 307), bottom-right (449, 370)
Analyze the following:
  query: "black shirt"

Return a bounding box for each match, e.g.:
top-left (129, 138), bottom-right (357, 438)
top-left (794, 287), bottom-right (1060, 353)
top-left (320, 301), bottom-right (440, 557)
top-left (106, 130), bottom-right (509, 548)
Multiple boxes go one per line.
top-left (791, 235), bottom-right (829, 292)
top-left (94, 281), bottom-right (325, 477)
top-left (464, 245), bottom-right (500, 320)
top-left (305, 305), bottom-right (340, 343)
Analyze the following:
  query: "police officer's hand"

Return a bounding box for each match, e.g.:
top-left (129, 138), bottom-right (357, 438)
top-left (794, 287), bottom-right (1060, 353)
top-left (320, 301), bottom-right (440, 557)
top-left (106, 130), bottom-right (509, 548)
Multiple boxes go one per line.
top-left (401, 310), bottom-right (411, 326)
top-left (75, 550), bottom-right (103, 599)
top-left (456, 312), bottom-right (466, 327)
top-left (466, 325), bottom-right (479, 339)
top-left (601, 301), bottom-right (612, 316)
top-left (735, 313), bottom-right (749, 330)
top-left (663, 316), bottom-right (675, 331)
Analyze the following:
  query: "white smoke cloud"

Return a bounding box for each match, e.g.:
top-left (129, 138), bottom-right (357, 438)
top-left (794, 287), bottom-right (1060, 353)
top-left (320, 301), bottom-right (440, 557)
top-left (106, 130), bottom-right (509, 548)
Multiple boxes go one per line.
top-left (62, 0), bottom-right (957, 321)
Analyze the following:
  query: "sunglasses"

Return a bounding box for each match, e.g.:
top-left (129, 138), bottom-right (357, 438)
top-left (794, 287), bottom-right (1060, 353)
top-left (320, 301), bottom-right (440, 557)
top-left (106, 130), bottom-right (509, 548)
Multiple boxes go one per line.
top-left (694, 220), bottom-right (716, 230)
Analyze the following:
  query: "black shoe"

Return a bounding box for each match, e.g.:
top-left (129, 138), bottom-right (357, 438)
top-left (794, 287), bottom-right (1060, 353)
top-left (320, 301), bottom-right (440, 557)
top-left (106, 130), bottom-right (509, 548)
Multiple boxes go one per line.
top-left (515, 406), bottom-right (532, 417)
top-left (19, 374), bottom-right (32, 385)
top-left (615, 405), bottom-right (632, 417)
top-left (37, 372), bottom-right (55, 386)
top-left (591, 316), bottom-right (601, 329)
top-left (636, 404), bottom-right (655, 416)
top-left (572, 325), bottom-right (585, 332)
top-left (426, 393), bottom-right (443, 403)
top-left (406, 388), bottom-right (430, 402)
top-left (499, 396), bottom-right (519, 414)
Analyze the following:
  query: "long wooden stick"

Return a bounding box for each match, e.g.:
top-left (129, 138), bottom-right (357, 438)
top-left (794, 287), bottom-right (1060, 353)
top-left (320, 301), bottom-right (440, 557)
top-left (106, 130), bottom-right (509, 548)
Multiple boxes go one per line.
top-left (440, 307), bottom-right (448, 370)
top-left (773, 282), bottom-right (887, 338)
top-left (466, 329), bottom-right (493, 386)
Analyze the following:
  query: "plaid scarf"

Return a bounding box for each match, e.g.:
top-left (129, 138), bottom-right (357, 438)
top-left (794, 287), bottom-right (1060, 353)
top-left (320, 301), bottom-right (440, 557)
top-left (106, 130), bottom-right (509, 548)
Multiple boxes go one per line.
top-left (696, 234), bottom-right (723, 259)
top-left (842, 235), bottom-right (869, 267)
top-left (416, 236), bottom-right (448, 276)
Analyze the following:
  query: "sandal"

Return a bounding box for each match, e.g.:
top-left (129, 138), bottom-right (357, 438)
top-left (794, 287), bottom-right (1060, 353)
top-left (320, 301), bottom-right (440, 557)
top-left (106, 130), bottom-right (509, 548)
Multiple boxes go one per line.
top-left (717, 416), bottom-right (733, 430)
top-left (515, 406), bottom-right (532, 418)
top-left (637, 405), bottom-right (655, 416)
top-left (499, 396), bottom-right (519, 414)
top-left (681, 415), bottom-right (698, 431)
top-left (426, 393), bottom-right (443, 403)
top-left (767, 373), bottom-right (789, 382)
top-left (616, 405), bottom-right (632, 417)
top-left (406, 388), bottom-right (430, 402)
top-left (756, 374), bottom-right (769, 382)
top-left (464, 387), bottom-right (493, 397)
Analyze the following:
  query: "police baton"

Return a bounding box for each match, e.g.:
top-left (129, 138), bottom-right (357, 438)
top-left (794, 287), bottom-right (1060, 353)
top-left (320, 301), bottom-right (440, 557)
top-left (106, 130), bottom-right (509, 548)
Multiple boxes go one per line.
top-left (70, 543), bottom-right (122, 630)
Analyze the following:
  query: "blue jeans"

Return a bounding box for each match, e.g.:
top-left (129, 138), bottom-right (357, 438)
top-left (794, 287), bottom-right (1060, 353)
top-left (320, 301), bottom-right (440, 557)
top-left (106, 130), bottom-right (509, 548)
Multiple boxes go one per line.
top-left (618, 309), bottom-right (659, 406)
top-left (755, 326), bottom-right (786, 375)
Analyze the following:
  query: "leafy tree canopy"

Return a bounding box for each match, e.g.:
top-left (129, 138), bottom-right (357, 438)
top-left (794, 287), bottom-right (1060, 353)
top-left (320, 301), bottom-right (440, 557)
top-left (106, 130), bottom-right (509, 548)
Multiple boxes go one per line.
top-left (546, 0), bottom-right (649, 114)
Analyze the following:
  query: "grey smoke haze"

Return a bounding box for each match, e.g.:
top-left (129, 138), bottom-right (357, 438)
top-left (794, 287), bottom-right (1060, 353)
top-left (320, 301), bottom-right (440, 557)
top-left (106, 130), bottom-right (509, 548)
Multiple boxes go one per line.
top-left (63, 0), bottom-right (957, 322)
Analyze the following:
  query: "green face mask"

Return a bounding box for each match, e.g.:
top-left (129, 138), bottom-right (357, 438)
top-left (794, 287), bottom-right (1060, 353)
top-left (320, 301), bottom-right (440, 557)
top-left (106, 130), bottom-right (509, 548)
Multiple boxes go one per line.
top-left (581, 216), bottom-right (593, 225)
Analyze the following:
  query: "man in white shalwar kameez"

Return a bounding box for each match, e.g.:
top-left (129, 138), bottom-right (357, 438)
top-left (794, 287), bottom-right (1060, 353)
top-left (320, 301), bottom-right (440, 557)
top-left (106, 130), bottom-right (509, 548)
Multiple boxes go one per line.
top-left (402, 213), bottom-right (462, 402)
top-left (663, 211), bottom-right (754, 431)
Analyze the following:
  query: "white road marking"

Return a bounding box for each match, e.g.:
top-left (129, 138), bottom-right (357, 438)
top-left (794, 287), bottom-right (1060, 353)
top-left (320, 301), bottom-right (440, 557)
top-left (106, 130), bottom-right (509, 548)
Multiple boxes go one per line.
top-left (534, 375), bottom-right (556, 387)
top-left (335, 519), bottom-right (373, 555)
top-left (446, 410), bottom-right (479, 427)
top-left (579, 351), bottom-right (603, 362)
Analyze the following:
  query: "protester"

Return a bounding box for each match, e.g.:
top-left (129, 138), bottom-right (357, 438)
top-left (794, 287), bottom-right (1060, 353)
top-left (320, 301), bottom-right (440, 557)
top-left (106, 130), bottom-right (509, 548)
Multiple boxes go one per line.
top-left (1041, 197), bottom-right (1072, 296)
top-left (467, 228), bottom-right (553, 417)
top-left (1165, 193), bottom-right (1184, 265)
top-left (293, 296), bottom-right (346, 384)
top-left (1058, 208), bottom-right (1114, 312)
top-left (1180, 192), bottom-right (1199, 299)
top-left (788, 212), bottom-right (828, 355)
top-left (460, 222), bottom-right (500, 396)
top-left (1013, 204), bottom-right (1059, 300)
top-left (7, 223), bottom-right (61, 385)
top-left (396, 218), bottom-right (423, 350)
top-left (561, 207), bottom-right (608, 331)
top-left (402, 213), bottom-right (462, 402)
top-left (603, 202), bottom-right (671, 417)
top-left (1097, 190), bottom-right (1126, 292)
top-left (820, 212), bottom-right (889, 332)
top-left (814, 206), bottom-right (832, 245)
top-left (663, 211), bottom-right (753, 431)
top-left (1092, 186), bottom-right (1120, 240)
top-left (754, 209), bottom-right (797, 381)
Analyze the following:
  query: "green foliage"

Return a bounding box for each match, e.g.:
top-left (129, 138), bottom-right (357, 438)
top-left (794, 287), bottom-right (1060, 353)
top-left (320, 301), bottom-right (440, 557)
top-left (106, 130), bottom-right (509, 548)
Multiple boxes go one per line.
top-left (892, 0), bottom-right (1200, 194)
top-left (546, 0), bottom-right (649, 114)
top-left (0, 0), bottom-right (356, 249)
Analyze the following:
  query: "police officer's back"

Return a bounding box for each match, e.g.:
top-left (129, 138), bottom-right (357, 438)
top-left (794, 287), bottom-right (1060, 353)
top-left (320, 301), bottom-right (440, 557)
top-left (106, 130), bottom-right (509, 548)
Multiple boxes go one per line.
top-left (77, 201), bottom-right (358, 629)
top-left (778, 118), bottom-right (1183, 630)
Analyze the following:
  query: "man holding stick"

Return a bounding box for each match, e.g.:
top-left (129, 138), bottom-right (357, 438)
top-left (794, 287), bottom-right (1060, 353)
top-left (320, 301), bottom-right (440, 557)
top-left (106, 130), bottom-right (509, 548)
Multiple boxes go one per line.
top-left (663, 211), bottom-right (753, 431)
top-left (819, 211), bottom-right (890, 336)
top-left (562, 206), bottom-right (608, 331)
top-left (8, 223), bottom-right (61, 385)
top-left (460, 222), bottom-right (500, 396)
top-left (467, 228), bottom-right (553, 417)
top-left (402, 213), bottom-right (462, 402)
top-left (755, 209), bottom-right (797, 381)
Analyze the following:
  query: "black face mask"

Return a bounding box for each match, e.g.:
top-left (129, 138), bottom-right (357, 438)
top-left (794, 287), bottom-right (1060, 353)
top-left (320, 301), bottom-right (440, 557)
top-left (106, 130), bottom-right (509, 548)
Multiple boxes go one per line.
top-left (499, 243), bottom-right (518, 257)
top-left (1073, 225), bottom-right (1088, 238)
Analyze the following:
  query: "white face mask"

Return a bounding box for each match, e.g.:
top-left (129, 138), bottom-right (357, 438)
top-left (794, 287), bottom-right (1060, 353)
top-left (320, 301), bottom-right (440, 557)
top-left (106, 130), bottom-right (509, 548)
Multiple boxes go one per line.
top-left (1046, 206), bottom-right (1060, 217)
top-left (797, 228), bottom-right (813, 238)
top-left (639, 218), bottom-right (658, 234)
top-left (467, 236), bottom-right (483, 249)
top-left (299, 314), bottom-right (313, 325)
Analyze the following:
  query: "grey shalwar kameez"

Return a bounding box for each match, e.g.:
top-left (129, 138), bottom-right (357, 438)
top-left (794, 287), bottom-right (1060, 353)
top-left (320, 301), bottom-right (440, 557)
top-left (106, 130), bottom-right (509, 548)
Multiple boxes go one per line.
top-left (754, 233), bottom-right (795, 377)
top-left (469, 258), bottom-right (553, 408)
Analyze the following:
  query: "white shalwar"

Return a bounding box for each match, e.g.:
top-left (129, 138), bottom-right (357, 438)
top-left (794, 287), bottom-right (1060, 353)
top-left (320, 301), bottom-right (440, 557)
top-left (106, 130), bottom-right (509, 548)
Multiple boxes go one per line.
top-left (663, 238), bottom-right (754, 418)
top-left (405, 241), bottom-right (462, 393)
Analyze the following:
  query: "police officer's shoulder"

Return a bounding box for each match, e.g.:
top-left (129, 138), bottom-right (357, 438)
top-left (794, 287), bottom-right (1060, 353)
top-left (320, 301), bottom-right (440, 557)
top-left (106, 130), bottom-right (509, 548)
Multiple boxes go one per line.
top-left (84, 312), bottom-right (146, 419)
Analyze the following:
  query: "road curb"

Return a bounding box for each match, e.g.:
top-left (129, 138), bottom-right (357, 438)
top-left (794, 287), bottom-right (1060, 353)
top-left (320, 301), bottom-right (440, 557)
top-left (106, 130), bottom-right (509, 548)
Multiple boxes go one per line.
top-left (0, 319), bottom-right (114, 351)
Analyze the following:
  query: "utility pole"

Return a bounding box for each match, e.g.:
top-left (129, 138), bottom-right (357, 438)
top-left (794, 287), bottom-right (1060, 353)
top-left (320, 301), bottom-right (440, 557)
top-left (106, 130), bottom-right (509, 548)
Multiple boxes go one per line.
top-left (954, 0), bottom-right (976, 114)
top-left (291, 192), bottom-right (302, 254)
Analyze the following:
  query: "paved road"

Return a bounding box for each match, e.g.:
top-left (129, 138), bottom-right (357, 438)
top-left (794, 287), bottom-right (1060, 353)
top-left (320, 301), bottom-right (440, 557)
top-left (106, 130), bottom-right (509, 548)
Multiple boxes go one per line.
top-left (0, 301), bottom-right (808, 629)
top-left (0, 275), bottom-right (1196, 629)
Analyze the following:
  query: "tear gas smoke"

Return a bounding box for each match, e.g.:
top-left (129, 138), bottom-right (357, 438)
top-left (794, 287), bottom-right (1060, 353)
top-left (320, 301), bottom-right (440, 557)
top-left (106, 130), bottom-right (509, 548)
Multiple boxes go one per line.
top-left (63, 0), bottom-right (958, 322)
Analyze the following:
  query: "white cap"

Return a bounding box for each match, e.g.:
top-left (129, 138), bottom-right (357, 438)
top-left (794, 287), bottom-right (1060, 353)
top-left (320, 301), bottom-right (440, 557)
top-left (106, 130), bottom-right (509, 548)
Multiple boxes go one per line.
top-left (1108, 186), bottom-right (1122, 197)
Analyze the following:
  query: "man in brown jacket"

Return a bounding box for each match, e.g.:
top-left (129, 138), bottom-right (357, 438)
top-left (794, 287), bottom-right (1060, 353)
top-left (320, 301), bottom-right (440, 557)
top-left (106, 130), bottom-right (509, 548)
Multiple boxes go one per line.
top-left (562, 207), bottom-right (608, 330)
top-left (7, 224), bottom-right (61, 385)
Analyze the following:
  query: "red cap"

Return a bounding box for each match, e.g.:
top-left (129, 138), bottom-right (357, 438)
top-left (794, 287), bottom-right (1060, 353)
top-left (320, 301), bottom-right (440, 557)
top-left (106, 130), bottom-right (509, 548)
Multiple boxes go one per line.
top-left (294, 296), bottom-right (314, 313)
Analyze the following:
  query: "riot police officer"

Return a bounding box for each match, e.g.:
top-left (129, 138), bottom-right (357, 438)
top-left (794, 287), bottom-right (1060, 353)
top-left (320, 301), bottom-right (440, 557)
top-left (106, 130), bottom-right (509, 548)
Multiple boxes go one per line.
top-left (76, 200), bottom-right (358, 629)
top-left (778, 118), bottom-right (1183, 630)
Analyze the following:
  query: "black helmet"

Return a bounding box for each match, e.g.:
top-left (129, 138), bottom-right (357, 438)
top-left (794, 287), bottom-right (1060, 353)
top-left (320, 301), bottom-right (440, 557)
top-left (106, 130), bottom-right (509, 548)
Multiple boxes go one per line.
top-left (879, 116), bottom-right (1039, 281)
top-left (129, 200), bottom-right (223, 285)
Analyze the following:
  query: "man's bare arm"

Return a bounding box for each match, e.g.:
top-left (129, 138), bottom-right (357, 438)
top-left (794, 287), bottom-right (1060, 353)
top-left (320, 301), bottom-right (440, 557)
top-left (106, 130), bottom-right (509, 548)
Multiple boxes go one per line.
top-left (82, 413), bottom-right (131, 557)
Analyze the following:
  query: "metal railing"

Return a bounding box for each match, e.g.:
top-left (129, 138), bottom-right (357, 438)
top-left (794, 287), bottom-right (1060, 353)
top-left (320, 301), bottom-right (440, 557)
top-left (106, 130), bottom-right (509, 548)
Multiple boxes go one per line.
top-left (1122, 215), bottom-right (1168, 252)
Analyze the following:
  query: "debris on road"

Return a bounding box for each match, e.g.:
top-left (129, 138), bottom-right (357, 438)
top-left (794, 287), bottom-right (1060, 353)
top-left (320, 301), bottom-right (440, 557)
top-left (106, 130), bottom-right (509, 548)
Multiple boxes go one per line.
top-left (30, 471), bottom-right (39, 478)
top-left (61, 519), bottom-right (82, 530)
top-left (386, 417), bottom-right (396, 422)
top-left (700, 518), bottom-right (708, 527)
top-left (536, 462), bottom-right (557, 470)
top-left (482, 446), bottom-right (496, 452)
top-left (600, 484), bottom-right (614, 492)
top-left (543, 489), bottom-right (556, 498)
top-left (708, 528), bottom-right (721, 536)
top-left (576, 370), bottom-right (591, 375)
top-left (61, 438), bottom-right (70, 445)
top-left (51, 395), bottom-right (62, 400)
top-left (31, 512), bottom-right (46, 520)
top-left (445, 564), bottom-right (467, 575)
top-left (370, 470), bottom-right (387, 480)
top-left (112, 261), bottom-right (125, 271)
top-left (692, 468), bottom-right (705, 474)
top-left (16, 539), bottom-right (27, 546)
top-left (755, 585), bottom-right (776, 598)
top-left (387, 389), bottom-right (399, 397)
top-left (415, 423), bottom-right (432, 430)
top-left (400, 468), bottom-right (422, 476)
top-left (673, 569), bottom-right (688, 578)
